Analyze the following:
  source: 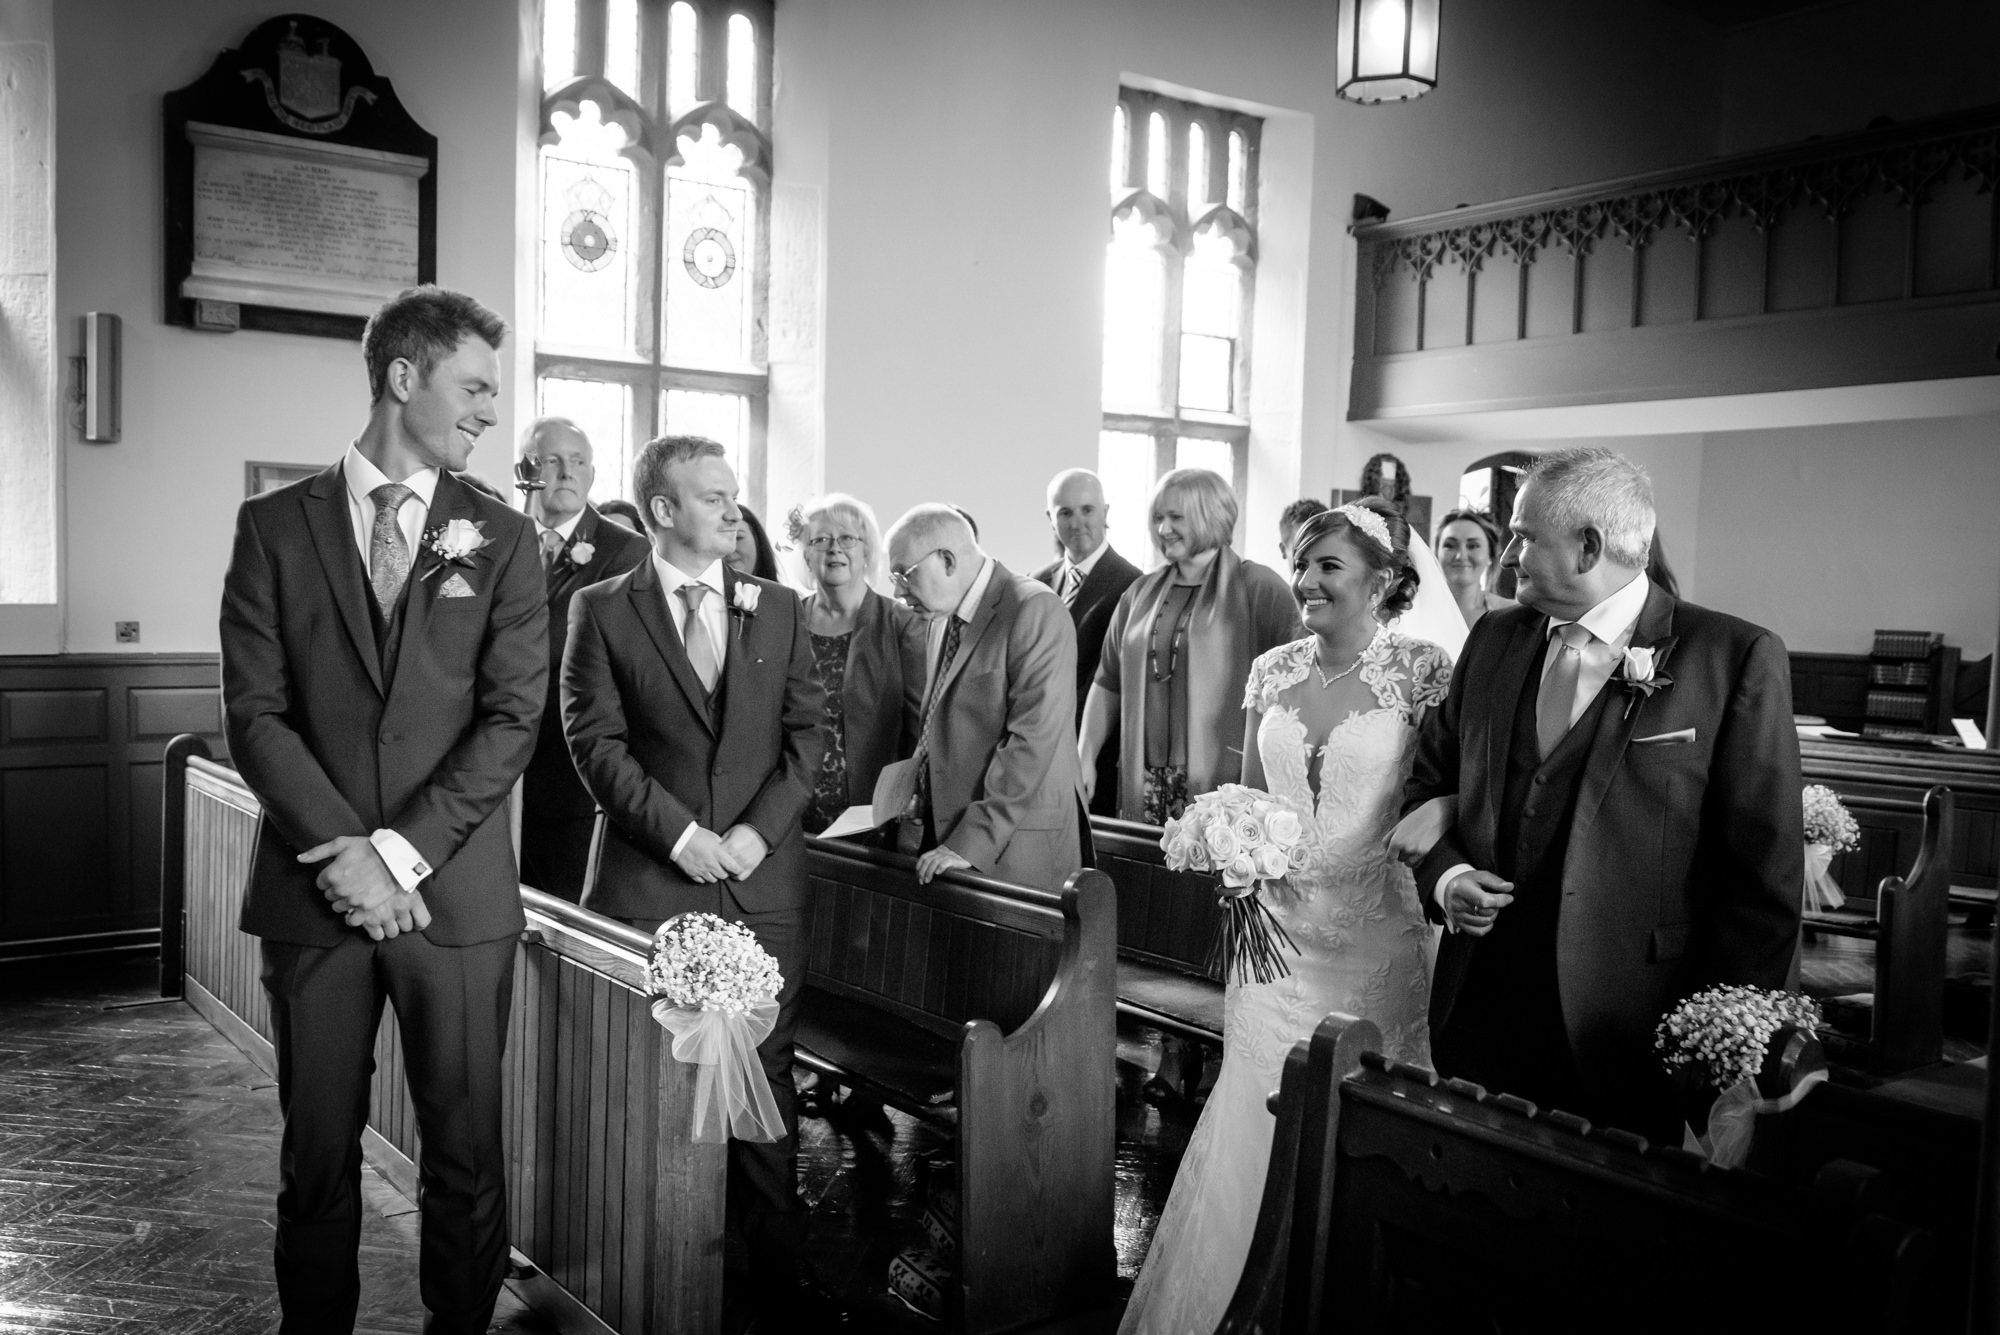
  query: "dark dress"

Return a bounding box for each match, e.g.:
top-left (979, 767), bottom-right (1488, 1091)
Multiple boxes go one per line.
top-left (806, 630), bottom-right (853, 833)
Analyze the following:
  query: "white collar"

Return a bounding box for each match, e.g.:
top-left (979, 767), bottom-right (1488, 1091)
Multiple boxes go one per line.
top-left (1064, 539), bottom-right (1110, 579)
top-left (1549, 570), bottom-right (1650, 646)
top-left (343, 444), bottom-right (440, 510)
top-left (539, 509), bottom-right (585, 543)
top-left (653, 553), bottom-right (726, 599)
top-left (953, 556), bottom-right (996, 623)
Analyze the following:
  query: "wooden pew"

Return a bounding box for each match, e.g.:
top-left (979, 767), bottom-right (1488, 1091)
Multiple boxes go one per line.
top-left (1802, 736), bottom-right (2000, 907)
top-left (1218, 1013), bottom-right (1940, 1335)
top-left (795, 836), bottom-right (1117, 1335)
top-left (1090, 815), bottom-right (1225, 1048)
top-left (167, 745), bottom-right (731, 1333)
top-left (1803, 785), bottom-right (1954, 1075)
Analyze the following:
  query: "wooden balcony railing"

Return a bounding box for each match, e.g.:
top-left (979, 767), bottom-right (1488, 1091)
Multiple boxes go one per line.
top-left (1350, 102), bottom-right (2000, 421)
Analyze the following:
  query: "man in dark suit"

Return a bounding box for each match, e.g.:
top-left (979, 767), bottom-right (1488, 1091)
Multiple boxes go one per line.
top-left (1032, 469), bottom-right (1140, 818)
top-left (515, 416), bottom-right (650, 902)
top-left (886, 504), bottom-right (1087, 892)
top-left (220, 287), bottom-right (546, 1334)
top-left (560, 436), bottom-right (830, 1327)
top-left (1403, 446), bottom-right (1802, 1141)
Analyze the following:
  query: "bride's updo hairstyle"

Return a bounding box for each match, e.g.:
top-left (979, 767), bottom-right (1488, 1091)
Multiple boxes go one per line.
top-left (1289, 496), bottom-right (1419, 615)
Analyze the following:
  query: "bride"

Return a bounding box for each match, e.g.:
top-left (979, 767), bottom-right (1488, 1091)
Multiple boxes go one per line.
top-left (1119, 498), bottom-right (1457, 1335)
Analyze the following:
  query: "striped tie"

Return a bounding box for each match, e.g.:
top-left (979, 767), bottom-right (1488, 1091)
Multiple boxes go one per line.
top-left (1059, 563), bottom-right (1082, 606)
top-left (368, 483), bottom-right (414, 616)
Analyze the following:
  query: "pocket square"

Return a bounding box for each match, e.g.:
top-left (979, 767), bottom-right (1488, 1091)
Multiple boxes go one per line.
top-left (439, 573), bottom-right (477, 599)
top-left (1633, 727), bottom-right (1695, 746)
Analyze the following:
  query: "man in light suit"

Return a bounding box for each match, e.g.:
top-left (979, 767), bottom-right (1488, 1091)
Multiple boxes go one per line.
top-left (886, 504), bottom-right (1088, 892)
top-left (1403, 446), bottom-right (1802, 1141)
top-left (1032, 469), bottom-right (1140, 819)
top-left (220, 287), bottom-right (546, 1333)
top-left (559, 436), bottom-right (832, 1328)
top-left (515, 416), bottom-right (650, 902)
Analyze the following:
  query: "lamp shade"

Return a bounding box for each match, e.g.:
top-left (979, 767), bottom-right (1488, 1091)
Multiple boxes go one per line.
top-left (1336, 0), bottom-right (1441, 104)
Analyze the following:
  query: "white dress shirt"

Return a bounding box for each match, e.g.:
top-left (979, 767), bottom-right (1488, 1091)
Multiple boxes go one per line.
top-left (654, 554), bottom-right (730, 859)
top-left (1437, 571), bottom-right (1650, 925)
top-left (538, 509), bottom-right (585, 551)
top-left (1059, 539), bottom-right (1111, 591)
top-left (927, 556), bottom-right (997, 690)
top-left (341, 445), bottom-right (441, 894)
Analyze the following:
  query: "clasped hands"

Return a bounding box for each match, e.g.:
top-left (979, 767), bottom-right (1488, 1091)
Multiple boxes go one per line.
top-left (674, 824), bottom-right (769, 884)
top-left (299, 836), bottom-right (431, 940)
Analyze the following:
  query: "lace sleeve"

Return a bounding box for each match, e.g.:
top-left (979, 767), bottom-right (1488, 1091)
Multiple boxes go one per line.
top-left (1244, 639), bottom-right (1312, 713)
top-left (1407, 637), bottom-right (1453, 712)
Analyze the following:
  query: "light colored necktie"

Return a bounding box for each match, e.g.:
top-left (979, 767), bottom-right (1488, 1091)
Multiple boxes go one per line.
top-left (677, 582), bottom-right (721, 694)
top-left (540, 528), bottom-right (564, 573)
top-left (1059, 563), bottom-right (1082, 606)
top-left (1536, 622), bottom-right (1593, 760)
top-left (368, 483), bottom-right (414, 615)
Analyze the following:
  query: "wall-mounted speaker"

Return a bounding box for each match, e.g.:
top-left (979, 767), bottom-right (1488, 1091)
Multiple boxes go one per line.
top-left (82, 312), bottom-right (120, 443)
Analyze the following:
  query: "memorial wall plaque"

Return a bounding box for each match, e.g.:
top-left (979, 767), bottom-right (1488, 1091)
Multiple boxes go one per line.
top-left (164, 15), bottom-right (437, 339)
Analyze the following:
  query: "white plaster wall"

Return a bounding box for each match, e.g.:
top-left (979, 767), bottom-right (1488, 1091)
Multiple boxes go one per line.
top-left (52, 0), bottom-right (523, 653)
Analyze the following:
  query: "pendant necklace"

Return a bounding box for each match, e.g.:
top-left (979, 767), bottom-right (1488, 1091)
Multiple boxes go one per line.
top-left (1314, 645), bottom-right (1366, 690)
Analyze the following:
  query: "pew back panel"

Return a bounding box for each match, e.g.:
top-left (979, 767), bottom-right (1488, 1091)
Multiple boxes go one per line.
top-left (1802, 739), bottom-right (2000, 894)
top-left (1091, 815), bottom-right (1227, 1046)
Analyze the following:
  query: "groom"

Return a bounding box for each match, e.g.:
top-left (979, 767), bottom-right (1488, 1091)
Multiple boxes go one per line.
top-left (559, 435), bottom-right (829, 1327)
top-left (1404, 447), bottom-right (1802, 1140)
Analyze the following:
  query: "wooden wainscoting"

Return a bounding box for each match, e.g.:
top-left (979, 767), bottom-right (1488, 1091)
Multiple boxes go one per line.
top-left (0, 654), bottom-right (224, 961)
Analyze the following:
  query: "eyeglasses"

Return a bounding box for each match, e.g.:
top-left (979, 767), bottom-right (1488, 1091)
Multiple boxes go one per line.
top-left (804, 534), bottom-right (866, 553)
top-left (888, 548), bottom-right (949, 590)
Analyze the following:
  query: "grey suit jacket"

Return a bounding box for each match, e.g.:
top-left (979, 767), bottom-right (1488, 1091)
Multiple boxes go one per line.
top-left (924, 562), bottom-right (1087, 892)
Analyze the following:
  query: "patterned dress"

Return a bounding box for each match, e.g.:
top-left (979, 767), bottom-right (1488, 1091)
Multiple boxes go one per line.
top-left (805, 630), bottom-right (852, 834)
top-left (1119, 628), bottom-right (1450, 1335)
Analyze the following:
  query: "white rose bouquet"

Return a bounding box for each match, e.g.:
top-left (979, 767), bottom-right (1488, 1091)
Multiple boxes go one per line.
top-left (646, 912), bottom-right (786, 1143)
top-left (1656, 984), bottom-right (1825, 1167)
top-left (1800, 784), bottom-right (1860, 912)
top-left (1160, 784), bottom-right (1308, 984)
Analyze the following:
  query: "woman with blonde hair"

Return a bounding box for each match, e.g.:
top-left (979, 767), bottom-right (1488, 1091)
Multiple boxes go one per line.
top-left (794, 493), bottom-right (926, 834)
top-left (1079, 468), bottom-right (1297, 824)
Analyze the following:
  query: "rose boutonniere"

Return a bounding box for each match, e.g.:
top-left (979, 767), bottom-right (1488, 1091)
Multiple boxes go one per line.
top-left (422, 518), bottom-right (492, 577)
top-left (568, 540), bottom-right (595, 567)
top-left (1615, 645), bottom-right (1673, 718)
top-left (729, 580), bottom-right (760, 640)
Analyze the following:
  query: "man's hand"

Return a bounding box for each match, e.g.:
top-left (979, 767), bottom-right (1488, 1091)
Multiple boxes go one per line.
top-left (300, 835), bottom-right (403, 917)
top-left (674, 827), bottom-right (735, 883)
top-left (1440, 869), bottom-right (1515, 936)
top-left (344, 892), bottom-right (433, 941)
top-left (1386, 796), bottom-right (1458, 866)
top-left (915, 845), bottom-right (971, 884)
top-left (718, 825), bottom-right (769, 880)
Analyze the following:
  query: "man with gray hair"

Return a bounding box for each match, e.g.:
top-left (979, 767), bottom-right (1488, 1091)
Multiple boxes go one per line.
top-left (1402, 445), bottom-right (1802, 1141)
top-left (886, 503), bottom-right (1088, 891)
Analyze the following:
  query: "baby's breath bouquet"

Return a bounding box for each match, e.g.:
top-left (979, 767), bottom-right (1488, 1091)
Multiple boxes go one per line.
top-left (646, 912), bottom-right (785, 1143)
top-left (1657, 984), bottom-right (1826, 1167)
top-left (1160, 784), bottom-right (1310, 984)
top-left (1801, 784), bottom-right (1860, 912)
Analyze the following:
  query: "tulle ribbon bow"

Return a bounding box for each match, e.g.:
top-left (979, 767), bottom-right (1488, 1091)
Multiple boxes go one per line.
top-left (651, 998), bottom-right (786, 1143)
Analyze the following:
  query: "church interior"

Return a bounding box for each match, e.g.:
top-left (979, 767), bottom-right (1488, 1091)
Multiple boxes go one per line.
top-left (4, 0), bottom-right (2000, 1330)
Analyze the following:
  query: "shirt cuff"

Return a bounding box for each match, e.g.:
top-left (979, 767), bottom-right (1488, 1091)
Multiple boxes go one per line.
top-left (671, 823), bottom-right (699, 860)
top-left (369, 829), bottom-right (430, 892)
top-left (1437, 862), bottom-right (1476, 933)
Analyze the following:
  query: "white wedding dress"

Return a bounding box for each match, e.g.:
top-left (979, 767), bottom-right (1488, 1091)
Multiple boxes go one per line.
top-left (1119, 629), bottom-right (1449, 1335)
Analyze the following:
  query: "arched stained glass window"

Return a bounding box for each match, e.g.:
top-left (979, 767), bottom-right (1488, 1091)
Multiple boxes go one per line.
top-left (536, 0), bottom-right (773, 510)
top-left (1100, 90), bottom-right (1262, 552)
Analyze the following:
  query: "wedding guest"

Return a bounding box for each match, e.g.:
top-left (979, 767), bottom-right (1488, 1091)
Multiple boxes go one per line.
top-left (1079, 468), bottom-right (1296, 824)
top-left (598, 497), bottom-right (645, 532)
top-left (1435, 507), bottom-right (1513, 629)
top-left (1032, 469), bottom-right (1141, 817)
top-left (515, 416), bottom-right (649, 902)
top-left (1277, 496), bottom-right (1327, 564)
top-left (796, 493), bottom-right (926, 834)
top-left (730, 502), bottom-right (781, 581)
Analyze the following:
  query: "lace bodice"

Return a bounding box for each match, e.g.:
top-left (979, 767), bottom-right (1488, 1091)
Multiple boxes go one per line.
top-left (1241, 627), bottom-right (1451, 721)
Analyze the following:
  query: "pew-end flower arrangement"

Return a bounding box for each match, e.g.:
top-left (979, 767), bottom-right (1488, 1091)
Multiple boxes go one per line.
top-left (1801, 783), bottom-right (1860, 913)
top-left (1160, 784), bottom-right (1310, 984)
top-left (1655, 984), bottom-right (1825, 1168)
top-left (646, 912), bottom-right (786, 1144)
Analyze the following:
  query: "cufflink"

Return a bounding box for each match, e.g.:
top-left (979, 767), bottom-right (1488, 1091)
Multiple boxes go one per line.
top-left (412, 861), bottom-right (430, 877)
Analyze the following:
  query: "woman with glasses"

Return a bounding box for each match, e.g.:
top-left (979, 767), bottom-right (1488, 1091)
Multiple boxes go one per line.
top-left (796, 493), bottom-right (927, 833)
top-left (1079, 468), bottom-right (1297, 824)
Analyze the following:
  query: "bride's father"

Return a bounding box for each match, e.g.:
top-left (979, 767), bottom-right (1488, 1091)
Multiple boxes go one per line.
top-left (1404, 447), bottom-right (1802, 1139)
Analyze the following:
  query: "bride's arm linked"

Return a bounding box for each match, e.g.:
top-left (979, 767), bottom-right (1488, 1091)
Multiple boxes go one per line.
top-left (1400, 637), bottom-right (1513, 933)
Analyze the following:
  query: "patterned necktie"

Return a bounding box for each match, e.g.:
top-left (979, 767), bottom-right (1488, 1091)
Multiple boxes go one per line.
top-left (904, 614), bottom-right (965, 844)
top-left (678, 583), bottom-right (721, 694)
top-left (540, 528), bottom-right (565, 575)
top-left (368, 483), bottom-right (414, 616)
top-left (1536, 622), bottom-right (1593, 760)
top-left (1059, 563), bottom-right (1082, 606)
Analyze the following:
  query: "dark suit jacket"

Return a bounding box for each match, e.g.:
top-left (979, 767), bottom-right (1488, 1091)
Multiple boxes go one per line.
top-left (562, 559), bottom-right (825, 919)
top-left (220, 465), bottom-right (548, 948)
top-left (803, 587), bottom-right (926, 807)
top-left (523, 507), bottom-right (652, 818)
top-left (1031, 545), bottom-right (1142, 726)
top-left (1405, 582), bottom-right (1804, 1106)
top-left (926, 562), bottom-right (1086, 892)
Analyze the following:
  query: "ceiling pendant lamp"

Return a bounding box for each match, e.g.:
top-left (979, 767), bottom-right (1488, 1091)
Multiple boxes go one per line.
top-left (1335, 0), bottom-right (1442, 104)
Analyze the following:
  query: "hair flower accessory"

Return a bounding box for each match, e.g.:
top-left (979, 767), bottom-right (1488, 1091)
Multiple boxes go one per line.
top-left (1333, 503), bottom-right (1393, 553)
top-left (1614, 643), bottom-right (1672, 718)
top-left (568, 540), bottom-right (595, 566)
top-left (422, 518), bottom-right (491, 577)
